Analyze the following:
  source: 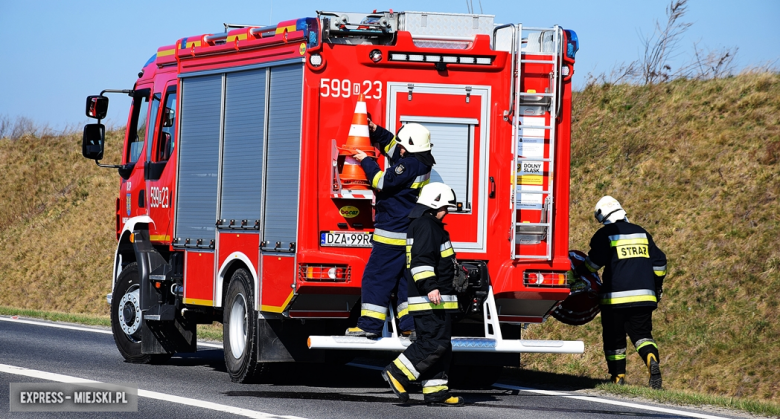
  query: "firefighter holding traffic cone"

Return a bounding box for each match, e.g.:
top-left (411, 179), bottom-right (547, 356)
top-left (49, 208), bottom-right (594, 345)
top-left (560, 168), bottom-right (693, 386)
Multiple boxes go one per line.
top-left (345, 98), bottom-right (436, 339)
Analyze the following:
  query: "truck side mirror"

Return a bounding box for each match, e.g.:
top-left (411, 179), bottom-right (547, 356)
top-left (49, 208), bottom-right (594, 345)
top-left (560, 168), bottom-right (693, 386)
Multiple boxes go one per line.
top-left (85, 95), bottom-right (109, 119)
top-left (162, 107), bottom-right (175, 127)
top-left (82, 123), bottom-right (105, 160)
top-left (162, 132), bottom-right (173, 160)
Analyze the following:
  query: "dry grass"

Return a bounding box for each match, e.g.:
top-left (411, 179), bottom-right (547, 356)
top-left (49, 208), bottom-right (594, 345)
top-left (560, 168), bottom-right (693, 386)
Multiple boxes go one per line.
top-left (1, 72), bottom-right (779, 404)
top-left (524, 71), bottom-right (780, 402)
top-left (0, 129), bottom-right (122, 315)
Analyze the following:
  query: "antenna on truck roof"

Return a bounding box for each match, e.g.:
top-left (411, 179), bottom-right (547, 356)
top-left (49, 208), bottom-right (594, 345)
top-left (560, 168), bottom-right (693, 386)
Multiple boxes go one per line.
top-left (223, 23), bottom-right (263, 31)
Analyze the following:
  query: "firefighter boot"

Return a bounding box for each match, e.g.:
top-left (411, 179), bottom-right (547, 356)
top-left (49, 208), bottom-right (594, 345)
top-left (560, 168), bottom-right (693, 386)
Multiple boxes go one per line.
top-left (345, 327), bottom-right (379, 339)
top-left (646, 354), bottom-right (662, 390)
top-left (611, 374), bottom-right (626, 385)
top-left (428, 396), bottom-right (464, 407)
top-left (381, 366), bottom-right (410, 403)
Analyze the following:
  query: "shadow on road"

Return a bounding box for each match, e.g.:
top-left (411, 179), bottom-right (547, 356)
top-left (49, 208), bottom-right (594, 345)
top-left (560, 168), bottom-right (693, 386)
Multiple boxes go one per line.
top-left (159, 349), bottom-right (606, 395)
top-left (165, 349), bottom-right (227, 372)
top-left (222, 388), bottom-right (505, 407)
top-left (499, 368), bottom-right (606, 391)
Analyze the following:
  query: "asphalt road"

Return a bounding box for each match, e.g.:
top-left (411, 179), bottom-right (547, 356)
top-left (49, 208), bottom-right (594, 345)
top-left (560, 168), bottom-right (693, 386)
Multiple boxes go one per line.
top-left (0, 316), bottom-right (745, 419)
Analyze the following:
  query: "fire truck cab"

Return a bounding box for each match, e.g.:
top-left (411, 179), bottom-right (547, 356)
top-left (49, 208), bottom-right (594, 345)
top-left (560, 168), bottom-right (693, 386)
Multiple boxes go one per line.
top-left (82, 9), bottom-right (581, 385)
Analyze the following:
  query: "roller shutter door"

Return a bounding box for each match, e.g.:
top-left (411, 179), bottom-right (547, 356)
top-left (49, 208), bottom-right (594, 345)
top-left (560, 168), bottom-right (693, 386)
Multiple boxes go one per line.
top-left (220, 69), bottom-right (267, 227)
top-left (174, 74), bottom-right (222, 247)
top-left (262, 64), bottom-right (303, 249)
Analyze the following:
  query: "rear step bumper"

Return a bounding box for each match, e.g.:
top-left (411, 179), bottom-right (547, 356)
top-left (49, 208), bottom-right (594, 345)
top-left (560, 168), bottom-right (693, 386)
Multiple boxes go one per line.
top-left (307, 335), bottom-right (584, 354)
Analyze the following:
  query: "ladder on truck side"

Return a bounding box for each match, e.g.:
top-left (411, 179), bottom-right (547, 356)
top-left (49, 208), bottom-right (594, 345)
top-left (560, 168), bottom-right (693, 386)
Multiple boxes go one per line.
top-left (506, 25), bottom-right (565, 260)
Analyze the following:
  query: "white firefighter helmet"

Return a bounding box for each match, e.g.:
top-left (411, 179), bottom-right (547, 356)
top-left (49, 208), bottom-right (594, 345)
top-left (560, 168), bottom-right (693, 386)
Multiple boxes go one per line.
top-left (594, 195), bottom-right (627, 224)
top-left (395, 123), bottom-right (432, 153)
top-left (417, 182), bottom-right (457, 210)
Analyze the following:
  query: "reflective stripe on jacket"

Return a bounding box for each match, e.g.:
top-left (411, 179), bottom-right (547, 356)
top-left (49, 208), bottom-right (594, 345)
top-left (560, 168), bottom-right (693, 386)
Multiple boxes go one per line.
top-left (582, 220), bottom-right (667, 309)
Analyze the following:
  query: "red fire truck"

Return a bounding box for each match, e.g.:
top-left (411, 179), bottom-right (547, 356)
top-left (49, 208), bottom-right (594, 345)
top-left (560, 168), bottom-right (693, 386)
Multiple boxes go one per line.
top-left (82, 9), bottom-right (582, 385)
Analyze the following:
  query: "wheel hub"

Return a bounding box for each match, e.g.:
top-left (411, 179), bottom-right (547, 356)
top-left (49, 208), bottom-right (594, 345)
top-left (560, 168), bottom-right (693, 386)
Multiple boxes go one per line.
top-left (229, 293), bottom-right (248, 359)
top-left (117, 287), bottom-right (142, 337)
top-left (122, 302), bottom-right (136, 326)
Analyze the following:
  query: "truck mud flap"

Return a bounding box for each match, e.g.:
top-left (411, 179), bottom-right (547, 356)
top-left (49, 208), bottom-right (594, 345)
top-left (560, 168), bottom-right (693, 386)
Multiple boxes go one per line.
top-left (142, 318), bottom-right (197, 355)
top-left (133, 226), bottom-right (196, 355)
top-left (257, 318), bottom-right (348, 363)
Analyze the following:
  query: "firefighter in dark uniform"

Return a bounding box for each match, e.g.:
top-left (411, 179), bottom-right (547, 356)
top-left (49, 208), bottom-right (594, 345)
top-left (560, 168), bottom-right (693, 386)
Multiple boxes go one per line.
top-left (576, 196), bottom-right (667, 389)
top-left (381, 182), bottom-right (464, 406)
top-left (346, 120), bottom-right (435, 338)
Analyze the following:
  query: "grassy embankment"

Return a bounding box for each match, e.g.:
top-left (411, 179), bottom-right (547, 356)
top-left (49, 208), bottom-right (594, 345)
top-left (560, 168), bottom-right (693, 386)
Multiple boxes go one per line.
top-left (0, 128), bottom-right (121, 315)
top-left (1, 72), bottom-right (778, 413)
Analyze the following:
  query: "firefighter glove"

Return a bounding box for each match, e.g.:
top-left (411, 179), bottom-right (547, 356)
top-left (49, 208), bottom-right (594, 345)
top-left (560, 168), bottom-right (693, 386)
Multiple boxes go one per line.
top-left (655, 287), bottom-right (663, 303)
top-left (452, 260), bottom-right (469, 293)
top-left (570, 279), bottom-right (589, 294)
top-left (566, 269), bottom-right (577, 284)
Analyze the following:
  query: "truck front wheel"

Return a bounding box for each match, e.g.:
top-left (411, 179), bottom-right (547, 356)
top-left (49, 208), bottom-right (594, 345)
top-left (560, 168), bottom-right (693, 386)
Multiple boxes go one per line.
top-left (223, 268), bottom-right (263, 383)
top-left (111, 262), bottom-right (170, 364)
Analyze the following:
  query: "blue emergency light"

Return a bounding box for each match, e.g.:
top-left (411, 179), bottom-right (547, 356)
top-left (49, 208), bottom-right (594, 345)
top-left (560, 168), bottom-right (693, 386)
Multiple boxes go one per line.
top-left (564, 29), bottom-right (579, 59)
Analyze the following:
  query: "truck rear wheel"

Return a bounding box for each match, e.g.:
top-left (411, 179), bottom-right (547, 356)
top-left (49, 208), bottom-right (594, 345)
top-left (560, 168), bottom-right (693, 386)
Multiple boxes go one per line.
top-left (111, 262), bottom-right (171, 364)
top-left (223, 268), bottom-right (264, 383)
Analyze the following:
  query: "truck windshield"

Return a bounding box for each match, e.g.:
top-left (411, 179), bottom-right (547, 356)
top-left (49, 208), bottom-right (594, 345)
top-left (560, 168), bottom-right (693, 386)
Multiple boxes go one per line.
top-left (127, 89), bottom-right (151, 164)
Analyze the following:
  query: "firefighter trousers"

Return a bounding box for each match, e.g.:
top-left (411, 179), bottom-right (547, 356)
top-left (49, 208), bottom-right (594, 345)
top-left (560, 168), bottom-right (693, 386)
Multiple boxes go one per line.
top-left (601, 306), bottom-right (660, 377)
top-left (387, 311), bottom-right (452, 402)
top-left (356, 242), bottom-right (414, 334)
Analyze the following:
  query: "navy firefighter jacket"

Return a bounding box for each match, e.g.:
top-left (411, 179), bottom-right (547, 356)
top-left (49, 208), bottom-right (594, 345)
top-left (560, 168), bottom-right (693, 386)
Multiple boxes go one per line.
top-left (405, 210), bottom-right (459, 315)
top-left (360, 125), bottom-right (432, 245)
top-left (580, 220), bottom-right (668, 309)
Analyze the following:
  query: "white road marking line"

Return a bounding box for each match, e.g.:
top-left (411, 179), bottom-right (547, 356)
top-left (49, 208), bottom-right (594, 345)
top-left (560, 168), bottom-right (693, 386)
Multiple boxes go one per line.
top-left (0, 316), bottom-right (112, 334)
top-left (0, 363), bottom-right (304, 419)
top-left (493, 383), bottom-right (728, 419)
top-left (197, 341), bottom-right (223, 349)
top-left (0, 316), bottom-right (223, 349)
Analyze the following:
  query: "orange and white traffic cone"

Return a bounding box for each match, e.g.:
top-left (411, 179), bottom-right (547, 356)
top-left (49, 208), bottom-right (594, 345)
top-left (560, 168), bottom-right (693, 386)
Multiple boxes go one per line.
top-left (338, 94), bottom-right (373, 189)
top-left (339, 94), bottom-right (375, 157)
top-left (340, 156), bottom-right (370, 190)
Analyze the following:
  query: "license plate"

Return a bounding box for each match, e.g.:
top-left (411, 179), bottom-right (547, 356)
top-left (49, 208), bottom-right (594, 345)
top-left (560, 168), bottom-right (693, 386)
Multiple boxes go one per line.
top-left (320, 231), bottom-right (373, 247)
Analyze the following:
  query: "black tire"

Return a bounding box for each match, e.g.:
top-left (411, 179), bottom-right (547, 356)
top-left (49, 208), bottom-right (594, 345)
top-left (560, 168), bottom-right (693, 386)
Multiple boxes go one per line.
top-left (223, 268), bottom-right (263, 383)
top-left (111, 262), bottom-right (171, 364)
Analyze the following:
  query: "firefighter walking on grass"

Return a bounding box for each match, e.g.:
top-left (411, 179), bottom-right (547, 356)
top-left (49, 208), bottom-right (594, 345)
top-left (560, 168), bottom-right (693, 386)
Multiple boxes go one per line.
top-left (382, 182), bottom-right (464, 406)
top-left (576, 196), bottom-right (667, 389)
top-left (346, 120), bottom-right (435, 338)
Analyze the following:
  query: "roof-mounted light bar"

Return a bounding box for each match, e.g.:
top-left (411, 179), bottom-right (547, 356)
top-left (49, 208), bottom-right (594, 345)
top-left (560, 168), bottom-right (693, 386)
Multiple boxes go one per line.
top-left (389, 53), bottom-right (492, 65)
